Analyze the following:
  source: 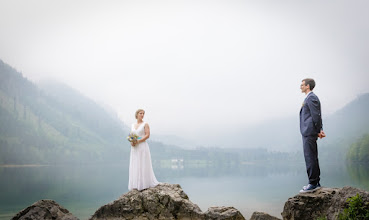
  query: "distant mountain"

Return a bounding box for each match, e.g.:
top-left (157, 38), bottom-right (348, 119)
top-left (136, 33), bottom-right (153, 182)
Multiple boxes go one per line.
top-left (212, 93), bottom-right (369, 156)
top-left (38, 80), bottom-right (130, 146)
top-left (151, 134), bottom-right (198, 149)
top-left (320, 93), bottom-right (369, 161)
top-left (324, 93), bottom-right (369, 139)
top-left (0, 59), bottom-right (131, 164)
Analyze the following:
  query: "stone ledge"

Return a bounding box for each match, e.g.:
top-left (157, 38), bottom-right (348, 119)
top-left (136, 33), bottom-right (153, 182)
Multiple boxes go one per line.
top-left (281, 186), bottom-right (369, 220)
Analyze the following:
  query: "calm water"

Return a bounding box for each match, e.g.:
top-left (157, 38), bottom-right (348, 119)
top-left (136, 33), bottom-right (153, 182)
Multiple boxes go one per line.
top-left (0, 161), bottom-right (368, 220)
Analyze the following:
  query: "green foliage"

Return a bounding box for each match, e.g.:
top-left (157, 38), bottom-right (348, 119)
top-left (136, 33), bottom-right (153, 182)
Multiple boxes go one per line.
top-left (347, 133), bottom-right (369, 163)
top-left (338, 193), bottom-right (369, 220)
top-left (316, 216), bottom-right (327, 220)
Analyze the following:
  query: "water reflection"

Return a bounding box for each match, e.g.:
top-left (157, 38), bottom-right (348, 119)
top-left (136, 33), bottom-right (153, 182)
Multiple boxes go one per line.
top-left (346, 162), bottom-right (369, 189)
top-left (0, 165), bottom-right (129, 220)
top-left (0, 161), bottom-right (368, 220)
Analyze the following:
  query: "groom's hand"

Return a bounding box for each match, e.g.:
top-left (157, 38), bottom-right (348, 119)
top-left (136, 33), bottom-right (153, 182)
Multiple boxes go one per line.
top-left (318, 130), bottom-right (326, 139)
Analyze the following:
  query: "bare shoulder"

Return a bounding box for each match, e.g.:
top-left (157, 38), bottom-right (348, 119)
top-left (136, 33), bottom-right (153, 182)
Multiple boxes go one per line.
top-left (144, 122), bottom-right (150, 128)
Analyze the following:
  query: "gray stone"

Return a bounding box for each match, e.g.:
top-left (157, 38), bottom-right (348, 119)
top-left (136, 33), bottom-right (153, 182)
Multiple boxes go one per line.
top-left (281, 186), bottom-right (369, 220)
top-left (281, 187), bottom-right (338, 220)
top-left (250, 211), bottom-right (281, 220)
top-left (205, 206), bottom-right (245, 220)
top-left (90, 183), bottom-right (246, 220)
top-left (12, 199), bottom-right (79, 220)
top-left (89, 183), bottom-right (205, 220)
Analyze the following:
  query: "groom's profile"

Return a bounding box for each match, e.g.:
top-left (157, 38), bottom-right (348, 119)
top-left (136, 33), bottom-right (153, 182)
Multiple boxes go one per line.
top-left (299, 78), bottom-right (326, 193)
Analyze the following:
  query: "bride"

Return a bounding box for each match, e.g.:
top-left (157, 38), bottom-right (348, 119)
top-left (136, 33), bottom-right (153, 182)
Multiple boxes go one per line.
top-left (128, 109), bottom-right (159, 191)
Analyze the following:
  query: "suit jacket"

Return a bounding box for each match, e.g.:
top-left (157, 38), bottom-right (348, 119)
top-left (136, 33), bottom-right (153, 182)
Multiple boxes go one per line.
top-left (300, 92), bottom-right (323, 137)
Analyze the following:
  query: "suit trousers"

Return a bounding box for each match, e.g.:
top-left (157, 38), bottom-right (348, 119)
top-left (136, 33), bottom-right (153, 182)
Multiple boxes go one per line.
top-left (302, 135), bottom-right (320, 185)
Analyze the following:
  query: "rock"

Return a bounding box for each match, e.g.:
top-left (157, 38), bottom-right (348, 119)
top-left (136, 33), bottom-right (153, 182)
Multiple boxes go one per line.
top-left (11, 199), bottom-right (79, 220)
top-left (250, 211), bottom-right (281, 220)
top-left (281, 187), bottom-right (338, 220)
top-left (90, 183), bottom-right (204, 220)
top-left (281, 186), bottom-right (369, 220)
top-left (204, 206), bottom-right (245, 220)
top-left (326, 186), bottom-right (369, 220)
top-left (90, 183), bottom-right (245, 220)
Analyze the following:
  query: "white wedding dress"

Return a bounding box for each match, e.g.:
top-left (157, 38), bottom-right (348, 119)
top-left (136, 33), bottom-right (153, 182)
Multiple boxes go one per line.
top-left (128, 122), bottom-right (159, 191)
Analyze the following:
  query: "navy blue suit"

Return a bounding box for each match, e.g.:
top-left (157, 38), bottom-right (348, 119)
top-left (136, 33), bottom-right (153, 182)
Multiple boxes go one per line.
top-left (300, 92), bottom-right (322, 185)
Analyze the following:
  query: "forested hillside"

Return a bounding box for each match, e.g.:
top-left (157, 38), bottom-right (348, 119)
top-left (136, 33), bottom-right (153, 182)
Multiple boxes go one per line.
top-left (324, 93), bottom-right (369, 139)
top-left (320, 93), bottom-right (369, 161)
top-left (347, 133), bottom-right (369, 163)
top-left (0, 59), bottom-right (131, 164)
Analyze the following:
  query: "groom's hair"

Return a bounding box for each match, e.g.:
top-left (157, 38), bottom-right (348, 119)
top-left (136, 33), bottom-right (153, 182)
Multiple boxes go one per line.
top-left (302, 78), bottom-right (315, 90)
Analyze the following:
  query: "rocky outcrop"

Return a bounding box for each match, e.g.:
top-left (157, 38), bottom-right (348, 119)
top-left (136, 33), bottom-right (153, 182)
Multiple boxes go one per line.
top-left (281, 187), bottom-right (338, 220)
top-left (11, 199), bottom-right (79, 220)
top-left (250, 211), bottom-right (281, 220)
top-left (281, 186), bottom-right (369, 220)
top-left (13, 185), bottom-right (369, 220)
top-left (90, 183), bottom-right (245, 220)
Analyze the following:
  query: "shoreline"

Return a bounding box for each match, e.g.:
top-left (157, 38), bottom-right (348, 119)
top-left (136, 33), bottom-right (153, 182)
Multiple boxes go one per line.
top-left (0, 164), bottom-right (48, 168)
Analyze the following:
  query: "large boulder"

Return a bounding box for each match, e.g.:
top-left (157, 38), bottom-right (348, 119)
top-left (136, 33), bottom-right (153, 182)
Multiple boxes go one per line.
top-left (90, 183), bottom-right (245, 220)
top-left (281, 186), bottom-right (369, 220)
top-left (12, 199), bottom-right (79, 220)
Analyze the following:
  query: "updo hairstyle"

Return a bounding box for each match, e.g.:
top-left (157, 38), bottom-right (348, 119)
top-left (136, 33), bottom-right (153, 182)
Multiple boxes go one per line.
top-left (135, 109), bottom-right (145, 119)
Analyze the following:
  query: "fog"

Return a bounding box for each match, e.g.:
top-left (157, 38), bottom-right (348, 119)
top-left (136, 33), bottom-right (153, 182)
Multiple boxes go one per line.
top-left (1, 0), bottom-right (368, 146)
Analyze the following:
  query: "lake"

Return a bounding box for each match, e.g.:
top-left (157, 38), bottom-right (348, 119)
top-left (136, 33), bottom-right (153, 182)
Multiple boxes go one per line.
top-left (1, 161), bottom-right (368, 220)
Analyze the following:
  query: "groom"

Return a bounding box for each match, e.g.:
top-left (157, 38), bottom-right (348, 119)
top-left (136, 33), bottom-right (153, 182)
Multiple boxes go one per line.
top-left (299, 78), bottom-right (326, 193)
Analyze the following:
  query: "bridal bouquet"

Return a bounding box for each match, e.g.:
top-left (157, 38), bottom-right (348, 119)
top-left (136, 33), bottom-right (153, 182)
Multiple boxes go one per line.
top-left (127, 133), bottom-right (142, 143)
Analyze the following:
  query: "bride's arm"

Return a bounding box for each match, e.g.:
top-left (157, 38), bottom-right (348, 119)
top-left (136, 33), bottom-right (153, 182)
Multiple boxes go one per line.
top-left (137, 123), bottom-right (150, 143)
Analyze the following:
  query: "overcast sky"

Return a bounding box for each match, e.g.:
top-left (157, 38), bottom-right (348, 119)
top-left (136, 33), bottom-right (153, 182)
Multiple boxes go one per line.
top-left (1, 0), bottom-right (368, 143)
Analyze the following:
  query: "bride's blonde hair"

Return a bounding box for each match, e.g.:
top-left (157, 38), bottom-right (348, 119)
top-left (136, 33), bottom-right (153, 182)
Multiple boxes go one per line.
top-left (135, 109), bottom-right (145, 119)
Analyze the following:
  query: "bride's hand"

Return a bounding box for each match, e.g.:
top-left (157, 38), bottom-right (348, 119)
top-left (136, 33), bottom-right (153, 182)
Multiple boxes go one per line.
top-left (131, 142), bottom-right (136, 147)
